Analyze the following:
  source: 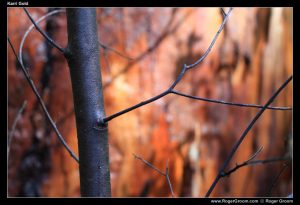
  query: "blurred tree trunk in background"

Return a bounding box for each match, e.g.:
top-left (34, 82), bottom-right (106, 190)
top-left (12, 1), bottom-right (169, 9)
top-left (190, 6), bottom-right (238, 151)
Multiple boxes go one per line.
top-left (8, 8), bottom-right (292, 197)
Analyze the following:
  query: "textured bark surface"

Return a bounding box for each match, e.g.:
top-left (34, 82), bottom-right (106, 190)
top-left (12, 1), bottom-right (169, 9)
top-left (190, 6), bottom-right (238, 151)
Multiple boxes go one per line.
top-left (8, 8), bottom-right (292, 197)
top-left (65, 8), bottom-right (111, 197)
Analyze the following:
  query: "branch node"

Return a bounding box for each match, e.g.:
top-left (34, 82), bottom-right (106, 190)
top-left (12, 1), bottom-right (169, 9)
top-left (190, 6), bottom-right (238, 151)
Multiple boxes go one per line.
top-left (63, 47), bottom-right (72, 59)
top-left (220, 171), bottom-right (226, 177)
top-left (96, 118), bottom-right (108, 128)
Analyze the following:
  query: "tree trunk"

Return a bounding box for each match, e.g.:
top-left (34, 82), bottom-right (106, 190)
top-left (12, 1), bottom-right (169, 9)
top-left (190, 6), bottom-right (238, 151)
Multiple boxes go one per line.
top-left (65, 8), bottom-right (111, 197)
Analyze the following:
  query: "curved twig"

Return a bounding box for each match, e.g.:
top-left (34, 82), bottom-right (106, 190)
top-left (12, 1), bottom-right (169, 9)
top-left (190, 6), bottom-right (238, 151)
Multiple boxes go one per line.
top-left (19, 9), bottom-right (134, 72)
top-left (8, 100), bottom-right (27, 144)
top-left (186, 8), bottom-right (233, 70)
top-left (245, 146), bottom-right (264, 163)
top-left (8, 37), bottom-right (79, 163)
top-left (19, 9), bottom-right (64, 67)
top-left (8, 100), bottom-right (27, 157)
top-left (23, 8), bottom-right (65, 53)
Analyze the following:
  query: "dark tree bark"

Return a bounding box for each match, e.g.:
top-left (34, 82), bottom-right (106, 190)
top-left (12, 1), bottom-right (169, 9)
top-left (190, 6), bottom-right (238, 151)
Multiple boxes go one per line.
top-left (65, 8), bottom-right (111, 197)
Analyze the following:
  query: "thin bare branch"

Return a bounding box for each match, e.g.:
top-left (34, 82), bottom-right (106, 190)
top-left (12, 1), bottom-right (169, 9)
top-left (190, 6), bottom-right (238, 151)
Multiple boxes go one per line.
top-left (23, 8), bottom-right (65, 53)
top-left (8, 37), bottom-right (79, 163)
top-left (171, 90), bottom-right (292, 111)
top-left (133, 153), bottom-right (165, 176)
top-left (169, 64), bottom-right (188, 90)
top-left (223, 157), bottom-right (290, 178)
top-left (165, 159), bottom-right (175, 197)
top-left (99, 41), bottom-right (133, 61)
top-left (220, 8), bottom-right (227, 18)
top-left (133, 154), bottom-right (175, 197)
top-left (20, 7), bottom-right (129, 72)
top-left (102, 9), bottom-right (233, 123)
top-left (103, 90), bottom-right (169, 123)
top-left (267, 163), bottom-right (290, 196)
top-left (245, 146), bottom-right (264, 163)
top-left (205, 75), bottom-right (293, 197)
top-left (221, 146), bottom-right (290, 177)
top-left (220, 146), bottom-right (263, 177)
top-left (8, 100), bottom-right (27, 149)
top-left (186, 7), bottom-right (233, 70)
top-left (19, 9), bottom-right (64, 67)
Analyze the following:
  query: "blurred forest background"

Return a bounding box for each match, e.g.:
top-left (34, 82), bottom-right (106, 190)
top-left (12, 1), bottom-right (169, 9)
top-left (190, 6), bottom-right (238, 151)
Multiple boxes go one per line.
top-left (8, 8), bottom-right (292, 197)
